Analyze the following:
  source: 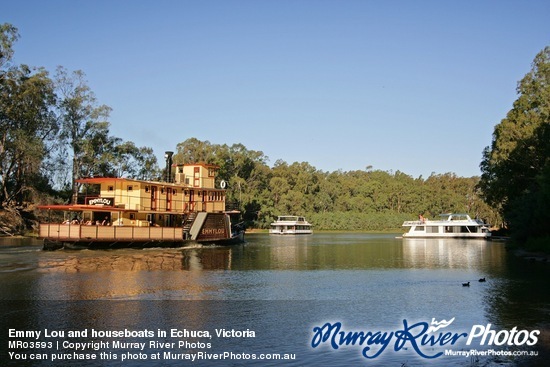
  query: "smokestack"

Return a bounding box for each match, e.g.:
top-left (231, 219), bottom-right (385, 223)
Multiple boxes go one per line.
top-left (164, 151), bottom-right (173, 182)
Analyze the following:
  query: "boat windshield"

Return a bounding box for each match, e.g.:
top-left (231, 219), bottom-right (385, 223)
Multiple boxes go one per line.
top-left (439, 213), bottom-right (472, 221)
top-left (278, 216), bottom-right (303, 222)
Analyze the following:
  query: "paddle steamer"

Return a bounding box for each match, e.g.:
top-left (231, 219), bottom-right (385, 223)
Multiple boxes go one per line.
top-left (39, 152), bottom-right (244, 249)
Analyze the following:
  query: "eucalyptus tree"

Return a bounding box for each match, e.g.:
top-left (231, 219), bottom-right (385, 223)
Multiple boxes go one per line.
top-left (113, 142), bottom-right (160, 180)
top-left (174, 138), bottom-right (216, 164)
top-left (479, 46), bottom-right (550, 240)
top-left (55, 66), bottom-right (113, 203)
top-left (0, 24), bottom-right (58, 208)
top-left (0, 23), bottom-right (18, 69)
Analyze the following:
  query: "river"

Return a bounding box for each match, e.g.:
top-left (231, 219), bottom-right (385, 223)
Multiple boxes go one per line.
top-left (1, 233), bottom-right (548, 366)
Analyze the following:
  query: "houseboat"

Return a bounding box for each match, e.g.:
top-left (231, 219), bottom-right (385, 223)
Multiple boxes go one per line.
top-left (269, 216), bottom-right (313, 235)
top-left (402, 213), bottom-right (491, 239)
top-left (39, 153), bottom-right (245, 250)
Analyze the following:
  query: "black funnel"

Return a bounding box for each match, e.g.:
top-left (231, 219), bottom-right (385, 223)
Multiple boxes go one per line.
top-left (164, 151), bottom-right (173, 182)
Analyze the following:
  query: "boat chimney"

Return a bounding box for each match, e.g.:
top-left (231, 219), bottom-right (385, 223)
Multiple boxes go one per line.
top-left (164, 151), bottom-right (173, 182)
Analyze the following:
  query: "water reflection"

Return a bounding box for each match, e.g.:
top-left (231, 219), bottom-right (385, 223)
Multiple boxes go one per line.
top-left (38, 247), bottom-right (234, 272)
top-left (242, 233), bottom-right (503, 270)
top-left (402, 238), bottom-right (504, 269)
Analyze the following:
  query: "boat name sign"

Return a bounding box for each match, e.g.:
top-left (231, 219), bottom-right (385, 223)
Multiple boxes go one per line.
top-left (86, 197), bottom-right (114, 206)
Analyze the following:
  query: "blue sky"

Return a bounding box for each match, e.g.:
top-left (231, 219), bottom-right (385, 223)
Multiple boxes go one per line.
top-left (4, 0), bottom-right (549, 177)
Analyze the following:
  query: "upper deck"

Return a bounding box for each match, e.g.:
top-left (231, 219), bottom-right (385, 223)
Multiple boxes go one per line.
top-left (272, 216), bottom-right (311, 225)
top-left (403, 213), bottom-right (487, 227)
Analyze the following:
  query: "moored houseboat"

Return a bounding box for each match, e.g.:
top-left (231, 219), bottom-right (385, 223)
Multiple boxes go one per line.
top-left (269, 216), bottom-right (313, 235)
top-left (402, 213), bottom-right (491, 239)
top-left (39, 153), bottom-right (244, 250)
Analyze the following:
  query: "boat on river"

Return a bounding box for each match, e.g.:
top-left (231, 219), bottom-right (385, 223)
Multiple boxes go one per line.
top-left (39, 153), bottom-right (244, 250)
top-left (269, 216), bottom-right (312, 235)
top-left (402, 213), bottom-right (491, 239)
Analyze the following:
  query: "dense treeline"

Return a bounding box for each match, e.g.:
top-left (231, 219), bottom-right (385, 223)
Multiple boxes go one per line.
top-left (479, 46), bottom-right (550, 250)
top-left (172, 138), bottom-right (498, 230)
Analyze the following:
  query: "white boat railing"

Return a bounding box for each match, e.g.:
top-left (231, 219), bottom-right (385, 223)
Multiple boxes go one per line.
top-left (403, 220), bottom-right (424, 226)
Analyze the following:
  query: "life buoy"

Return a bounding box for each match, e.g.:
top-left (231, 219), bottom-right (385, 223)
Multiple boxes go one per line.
top-left (220, 180), bottom-right (227, 189)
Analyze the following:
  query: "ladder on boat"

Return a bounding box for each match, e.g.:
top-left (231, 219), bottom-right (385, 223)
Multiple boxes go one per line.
top-left (182, 212), bottom-right (208, 241)
top-left (182, 212), bottom-right (196, 240)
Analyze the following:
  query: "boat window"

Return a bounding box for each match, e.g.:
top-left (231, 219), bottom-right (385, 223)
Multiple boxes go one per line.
top-left (414, 226), bottom-right (424, 231)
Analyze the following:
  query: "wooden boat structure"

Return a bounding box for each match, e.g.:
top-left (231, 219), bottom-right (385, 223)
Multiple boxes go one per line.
top-left (39, 152), bottom-right (245, 250)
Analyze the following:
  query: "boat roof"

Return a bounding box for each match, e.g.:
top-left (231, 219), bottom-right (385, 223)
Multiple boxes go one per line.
top-left (271, 215), bottom-right (311, 224)
top-left (439, 213), bottom-right (473, 219)
top-left (277, 215), bottom-right (306, 220)
top-left (36, 204), bottom-right (134, 212)
top-left (76, 176), bottom-right (225, 191)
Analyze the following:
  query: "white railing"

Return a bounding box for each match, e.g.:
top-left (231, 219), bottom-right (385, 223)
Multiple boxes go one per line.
top-left (403, 220), bottom-right (424, 226)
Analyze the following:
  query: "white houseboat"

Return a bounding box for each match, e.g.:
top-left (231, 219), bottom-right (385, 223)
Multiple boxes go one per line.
top-left (402, 213), bottom-right (491, 239)
top-left (39, 153), bottom-right (244, 250)
top-left (269, 216), bottom-right (313, 235)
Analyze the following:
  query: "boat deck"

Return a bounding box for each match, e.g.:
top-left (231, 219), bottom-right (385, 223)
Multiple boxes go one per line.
top-left (39, 223), bottom-right (182, 243)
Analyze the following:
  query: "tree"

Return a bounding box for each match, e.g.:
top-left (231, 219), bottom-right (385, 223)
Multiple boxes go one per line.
top-left (0, 23), bottom-right (18, 70)
top-left (55, 67), bottom-right (113, 203)
top-left (113, 142), bottom-right (160, 180)
top-left (479, 46), bottom-right (550, 243)
top-left (174, 138), bottom-right (216, 164)
top-left (1, 26), bottom-right (58, 208)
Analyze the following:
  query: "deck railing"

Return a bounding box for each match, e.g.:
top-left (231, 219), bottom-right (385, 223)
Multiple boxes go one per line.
top-left (39, 223), bottom-right (181, 242)
top-left (403, 220), bottom-right (424, 226)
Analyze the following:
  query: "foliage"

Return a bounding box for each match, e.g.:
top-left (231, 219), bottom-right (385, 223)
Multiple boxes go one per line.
top-left (0, 23), bottom-right (160, 216)
top-left (0, 64), bottom-right (58, 208)
top-left (479, 46), bottom-right (550, 243)
top-left (174, 138), bottom-right (497, 231)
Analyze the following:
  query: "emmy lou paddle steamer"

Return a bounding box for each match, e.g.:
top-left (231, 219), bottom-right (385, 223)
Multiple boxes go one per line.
top-left (39, 152), bottom-right (244, 250)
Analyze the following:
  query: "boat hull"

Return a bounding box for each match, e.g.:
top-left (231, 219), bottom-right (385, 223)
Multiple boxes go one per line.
top-left (42, 231), bottom-right (245, 250)
top-left (402, 233), bottom-right (491, 239)
top-left (269, 230), bottom-right (312, 235)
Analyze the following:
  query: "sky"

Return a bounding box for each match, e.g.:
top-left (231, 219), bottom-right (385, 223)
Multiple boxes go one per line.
top-left (4, 0), bottom-right (549, 178)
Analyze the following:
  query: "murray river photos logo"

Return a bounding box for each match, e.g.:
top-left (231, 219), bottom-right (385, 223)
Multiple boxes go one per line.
top-left (311, 318), bottom-right (540, 360)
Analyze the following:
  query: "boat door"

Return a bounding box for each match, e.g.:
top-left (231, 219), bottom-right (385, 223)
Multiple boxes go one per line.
top-left (150, 186), bottom-right (157, 210)
top-left (189, 190), bottom-right (195, 211)
top-left (166, 188), bottom-right (172, 211)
